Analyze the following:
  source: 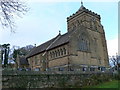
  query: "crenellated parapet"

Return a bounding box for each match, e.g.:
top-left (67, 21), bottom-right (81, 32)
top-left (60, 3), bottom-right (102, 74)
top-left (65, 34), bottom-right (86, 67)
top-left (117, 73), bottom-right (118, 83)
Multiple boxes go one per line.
top-left (67, 5), bottom-right (101, 22)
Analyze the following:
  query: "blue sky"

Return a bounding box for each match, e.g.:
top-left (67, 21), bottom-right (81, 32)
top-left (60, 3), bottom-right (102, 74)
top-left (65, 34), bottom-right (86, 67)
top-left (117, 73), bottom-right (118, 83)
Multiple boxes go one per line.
top-left (0, 0), bottom-right (119, 56)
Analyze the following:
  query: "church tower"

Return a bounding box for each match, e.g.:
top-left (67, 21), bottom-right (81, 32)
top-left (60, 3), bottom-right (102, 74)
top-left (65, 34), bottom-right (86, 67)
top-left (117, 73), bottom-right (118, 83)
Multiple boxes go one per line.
top-left (67, 2), bottom-right (109, 69)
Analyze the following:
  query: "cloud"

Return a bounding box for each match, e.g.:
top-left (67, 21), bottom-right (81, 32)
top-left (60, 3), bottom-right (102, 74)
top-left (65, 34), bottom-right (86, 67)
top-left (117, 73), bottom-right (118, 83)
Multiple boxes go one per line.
top-left (107, 37), bottom-right (118, 56)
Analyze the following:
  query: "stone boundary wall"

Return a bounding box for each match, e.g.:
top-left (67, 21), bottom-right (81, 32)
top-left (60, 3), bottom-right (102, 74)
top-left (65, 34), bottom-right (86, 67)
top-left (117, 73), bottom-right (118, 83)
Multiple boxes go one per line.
top-left (2, 70), bottom-right (116, 88)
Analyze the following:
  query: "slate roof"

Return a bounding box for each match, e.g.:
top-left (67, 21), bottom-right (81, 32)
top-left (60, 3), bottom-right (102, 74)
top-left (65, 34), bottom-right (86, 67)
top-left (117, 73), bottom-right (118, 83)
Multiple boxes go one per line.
top-left (26, 31), bottom-right (73, 58)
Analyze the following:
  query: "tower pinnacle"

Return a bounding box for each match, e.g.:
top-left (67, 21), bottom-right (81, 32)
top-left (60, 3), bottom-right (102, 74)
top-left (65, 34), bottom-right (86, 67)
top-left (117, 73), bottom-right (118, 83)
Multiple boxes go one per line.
top-left (59, 30), bottom-right (61, 35)
top-left (81, 0), bottom-right (83, 6)
top-left (79, 0), bottom-right (85, 10)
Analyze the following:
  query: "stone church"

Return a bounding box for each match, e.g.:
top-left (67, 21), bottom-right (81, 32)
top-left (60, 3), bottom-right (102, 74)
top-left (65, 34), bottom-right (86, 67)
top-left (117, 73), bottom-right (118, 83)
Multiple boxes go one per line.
top-left (26, 3), bottom-right (109, 72)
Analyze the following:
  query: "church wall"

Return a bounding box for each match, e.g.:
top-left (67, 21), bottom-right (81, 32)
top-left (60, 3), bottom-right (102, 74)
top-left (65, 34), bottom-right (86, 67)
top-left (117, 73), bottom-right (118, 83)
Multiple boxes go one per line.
top-left (77, 52), bottom-right (91, 65)
top-left (87, 29), bottom-right (107, 66)
top-left (28, 52), bottom-right (44, 70)
top-left (49, 56), bottom-right (68, 68)
top-left (69, 52), bottom-right (91, 65)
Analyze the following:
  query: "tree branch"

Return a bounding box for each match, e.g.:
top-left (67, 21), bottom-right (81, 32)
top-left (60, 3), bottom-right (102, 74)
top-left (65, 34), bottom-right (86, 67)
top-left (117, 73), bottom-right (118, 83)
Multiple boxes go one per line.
top-left (0, 0), bottom-right (28, 32)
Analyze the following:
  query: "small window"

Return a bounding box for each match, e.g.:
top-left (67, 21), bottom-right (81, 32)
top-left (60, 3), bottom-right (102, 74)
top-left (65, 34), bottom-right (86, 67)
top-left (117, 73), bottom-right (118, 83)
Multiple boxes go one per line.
top-left (52, 52), bottom-right (55, 58)
top-left (63, 48), bottom-right (66, 55)
top-left (60, 49), bottom-right (63, 56)
top-left (50, 52), bottom-right (52, 58)
top-left (55, 51), bottom-right (57, 57)
top-left (58, 50), bottom-right (60, 56)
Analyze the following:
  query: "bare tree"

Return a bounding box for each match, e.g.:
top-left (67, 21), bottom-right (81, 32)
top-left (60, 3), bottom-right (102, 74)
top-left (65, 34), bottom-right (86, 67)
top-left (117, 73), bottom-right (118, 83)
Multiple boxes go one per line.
top-left (109, 54), bottom-right (120, 71)
top-left (0, 0), bottom-right (28, 32)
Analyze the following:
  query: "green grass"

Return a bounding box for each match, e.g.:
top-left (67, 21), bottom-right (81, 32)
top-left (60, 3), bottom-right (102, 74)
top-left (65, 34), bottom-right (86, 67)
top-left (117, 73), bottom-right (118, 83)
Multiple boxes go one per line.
top-left (83, 80), bottom-right (120, 88)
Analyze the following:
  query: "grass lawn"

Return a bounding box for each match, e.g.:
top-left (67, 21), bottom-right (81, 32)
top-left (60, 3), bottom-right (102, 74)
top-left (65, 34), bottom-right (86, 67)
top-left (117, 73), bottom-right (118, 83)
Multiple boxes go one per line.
top-left (82, 80), bottom-right (120, 88)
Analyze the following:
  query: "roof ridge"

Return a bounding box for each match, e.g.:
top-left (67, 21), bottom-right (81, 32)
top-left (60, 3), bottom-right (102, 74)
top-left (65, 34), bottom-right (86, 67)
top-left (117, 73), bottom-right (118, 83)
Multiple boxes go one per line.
top-left (46, 35), bottom-right (61, 50)
top-left (37, 34), bottom-right (59, 48)
top-left (26, 32), bottom-right (71, 58)
top-left (42, 34), bottom-right (61, 56)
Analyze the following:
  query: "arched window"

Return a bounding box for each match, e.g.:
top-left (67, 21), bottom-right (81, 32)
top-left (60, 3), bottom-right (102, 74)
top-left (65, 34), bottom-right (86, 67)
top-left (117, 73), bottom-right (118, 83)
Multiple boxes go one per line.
top-left (56, 50), bottom-right (58, 57)
top-left (52, 51), bottom-right (55, 58)
top-left (63, 48), bottom-right (66, 55)
top-left (55, 51), bottom-right (57, 58)
top-left (50, 52), bottom-right (52, 59)
top-left (58, 50), bottom-right (60, 56)
top-left (60, 49), bottom-right (63, 56)
top-left (51, 52), bottom-right (53, 58)
top-left (79, 34), bottom-right (90, 51)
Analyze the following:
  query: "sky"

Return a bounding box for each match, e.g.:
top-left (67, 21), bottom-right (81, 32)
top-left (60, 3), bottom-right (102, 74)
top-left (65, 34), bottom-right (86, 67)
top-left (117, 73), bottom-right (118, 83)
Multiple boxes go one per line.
top-left (0, 0), bottom-right (119, 56)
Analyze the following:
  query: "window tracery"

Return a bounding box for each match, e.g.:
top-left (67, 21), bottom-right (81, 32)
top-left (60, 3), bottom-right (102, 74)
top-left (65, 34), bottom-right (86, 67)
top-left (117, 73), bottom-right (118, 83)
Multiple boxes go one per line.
top-left (79, 34), bottom-right (90, 52)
